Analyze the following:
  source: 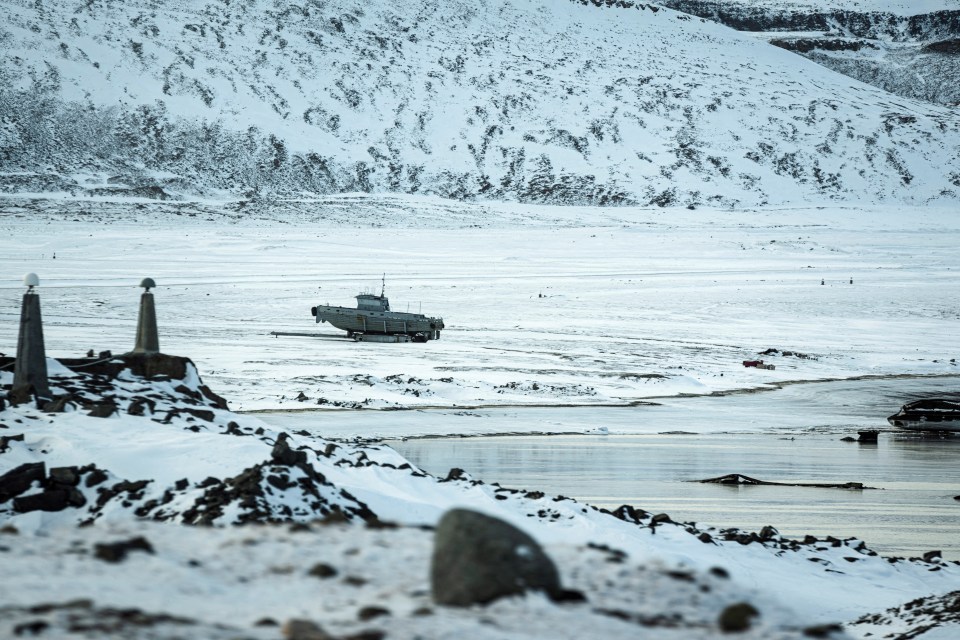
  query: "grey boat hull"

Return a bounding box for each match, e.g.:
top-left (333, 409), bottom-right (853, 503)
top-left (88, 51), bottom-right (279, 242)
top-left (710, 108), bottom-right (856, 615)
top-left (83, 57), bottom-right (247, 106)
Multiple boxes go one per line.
top-left (887, 398), bottom-right (960, 432)
top-left (311, 304), bottom-right (444, 340)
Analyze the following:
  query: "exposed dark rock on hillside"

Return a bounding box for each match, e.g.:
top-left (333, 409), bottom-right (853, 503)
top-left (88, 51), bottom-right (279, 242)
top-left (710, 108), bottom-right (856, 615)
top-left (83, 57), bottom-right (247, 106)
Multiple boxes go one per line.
top-left (662, 1), bottom-right (960, 105)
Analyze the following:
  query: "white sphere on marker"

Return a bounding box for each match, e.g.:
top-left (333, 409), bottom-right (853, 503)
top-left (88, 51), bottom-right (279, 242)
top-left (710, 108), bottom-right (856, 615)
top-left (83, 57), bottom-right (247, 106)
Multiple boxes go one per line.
top-left (23, 273), bottom-right (39, 288)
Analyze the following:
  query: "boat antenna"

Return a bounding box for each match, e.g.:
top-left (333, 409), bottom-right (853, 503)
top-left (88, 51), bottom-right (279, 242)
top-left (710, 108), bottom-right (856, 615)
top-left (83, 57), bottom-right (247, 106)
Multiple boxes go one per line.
top-left (381, 273), bottom-right (386, 298)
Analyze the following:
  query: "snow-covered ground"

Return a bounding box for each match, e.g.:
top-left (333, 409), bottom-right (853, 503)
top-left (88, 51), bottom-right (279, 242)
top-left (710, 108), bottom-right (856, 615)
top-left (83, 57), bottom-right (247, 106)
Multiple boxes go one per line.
top-left (2, 196), bottom-right (956, 416)
top-left (2, 196), bottom-right (959, 638)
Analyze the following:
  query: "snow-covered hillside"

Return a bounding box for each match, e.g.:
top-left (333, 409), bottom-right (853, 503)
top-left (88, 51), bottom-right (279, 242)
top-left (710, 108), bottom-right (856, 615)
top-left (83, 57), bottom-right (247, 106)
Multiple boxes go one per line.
top-left (1, 0), bottom-right (958, 206)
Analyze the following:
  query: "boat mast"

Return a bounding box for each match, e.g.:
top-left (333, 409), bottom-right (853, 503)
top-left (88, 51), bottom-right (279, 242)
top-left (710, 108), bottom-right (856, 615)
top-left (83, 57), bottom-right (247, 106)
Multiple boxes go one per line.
top-left (381, 273), bottom-right (386, 298)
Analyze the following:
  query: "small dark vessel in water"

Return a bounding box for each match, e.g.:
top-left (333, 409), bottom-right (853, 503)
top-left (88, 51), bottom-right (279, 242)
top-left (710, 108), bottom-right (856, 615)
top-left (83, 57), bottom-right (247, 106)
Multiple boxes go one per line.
top-left (887, 398), bottom-right (960, 432)
top-left (310, 278), bottom-right (444, 342)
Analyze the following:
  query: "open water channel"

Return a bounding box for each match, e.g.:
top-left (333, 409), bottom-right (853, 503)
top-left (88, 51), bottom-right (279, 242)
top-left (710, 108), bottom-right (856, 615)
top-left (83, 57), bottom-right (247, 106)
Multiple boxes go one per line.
top-left (261, 376), bottom-right (960, 559)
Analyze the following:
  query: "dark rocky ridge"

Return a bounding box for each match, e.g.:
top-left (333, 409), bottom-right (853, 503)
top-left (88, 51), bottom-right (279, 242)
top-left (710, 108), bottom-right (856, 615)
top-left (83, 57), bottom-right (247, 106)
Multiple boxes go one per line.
top-left (661, 2), bottom-right (960, 105)
top-left (659, 3), bottom-right (960, 41)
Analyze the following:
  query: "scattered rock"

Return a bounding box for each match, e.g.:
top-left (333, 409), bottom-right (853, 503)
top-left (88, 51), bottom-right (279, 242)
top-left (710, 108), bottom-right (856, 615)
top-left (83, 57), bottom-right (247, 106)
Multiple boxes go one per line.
top-left (282, 618), bottom-right (333, 640)
top-left (6, 385), bottom-right (34, 407)
top-left (42, 394), bottom-right (75, 413)
top-left (0, 462), bottom-right (46, 503)
top-left (709, 567), bottom-right (730, 579)
top-left (272, 433), bottom-right (308, 466)
top-left (255, 617), bottom-right (279, 627)
top-left (802, 623), bottom-right (843, 638)
top-left (0, 433), bottom-right (25, 453)
top-left (308, 562), bottom-right (338, 579)
top-left (718, 602), bottom-right (759, 633)
top-left (93, 536), bottom-right (154, 563)
top-left (357, 606), bottom-right (390, 621)
top-left (127, 398), bottom-right (151, 416)
top-left (923, 550), bottom-right (942, 562)
top-left (431, 508), bottom-right (562, 606)
top-left (49, 466), bottom-right (80, 486)
top-left (13, 620), bottom-right (49, 636)
top-left (87, 402), bottom-right (117, 418)
top-left (84, 467), bottom-right (109, 487)
top-left (758, 525), bottom-right (779, 541)
top-left (344, 631), bottom-right (385, 640)
top-left (13, 488), bottom-right (70, 512)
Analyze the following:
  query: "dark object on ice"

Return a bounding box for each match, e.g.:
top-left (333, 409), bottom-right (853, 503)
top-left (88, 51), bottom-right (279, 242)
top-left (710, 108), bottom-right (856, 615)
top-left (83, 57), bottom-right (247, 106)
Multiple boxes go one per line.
top-left (698, 473), bottom-right (874, 490)
top-left (857, 430), bottom-right (879, 443)
top-left (311, 277), bottom-right (444, 341)
top-left (887, 398), bottom-right (960, 432)
top-left (431, 508), bottom-right (561, 606)
top-left (94, 536), bottom-right (154, 563)
top-left (718, 602), bottom-right (759, 633)
top-left (742, 360), bottom-right (775, 370)
top-left (802, 623), bottom-right (844, 638)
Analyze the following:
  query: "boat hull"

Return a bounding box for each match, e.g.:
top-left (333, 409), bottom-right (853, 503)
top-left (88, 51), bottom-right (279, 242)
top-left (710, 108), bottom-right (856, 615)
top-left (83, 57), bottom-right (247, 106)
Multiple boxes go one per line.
top-left (311, 304), bottom-right (444, 339)
top-left (887, 398), bottom-right (960, 432)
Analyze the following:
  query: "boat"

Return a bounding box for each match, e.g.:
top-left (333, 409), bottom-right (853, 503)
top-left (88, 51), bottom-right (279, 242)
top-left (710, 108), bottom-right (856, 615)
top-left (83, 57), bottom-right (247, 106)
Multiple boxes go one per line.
top-left (310, 278), bottom-right (444, 342)
top-left (887, 398), bottom-right (960, 432)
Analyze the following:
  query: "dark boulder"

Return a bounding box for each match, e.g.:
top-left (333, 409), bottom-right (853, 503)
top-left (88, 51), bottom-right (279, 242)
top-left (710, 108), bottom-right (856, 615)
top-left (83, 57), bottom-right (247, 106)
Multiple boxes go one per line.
top-left (87, 402), bottom-right (117, 418)
top-left (281, 619), bottom-right (333, 640)
top-left (272, 433), bottom-right (308, 466)
top-left (49, 466), bottom-right (80, 486)
top-left (0, 433), bottom-right (25, 453)
top-left (430, 508), bottom-right (562, 606)
top-left (0, 462), bottom-right (46, 503)
top-left (13, 488), bottom-right (70, 512)
top-left (93, 536), bottom-right (154, 563)
top-left (43, 394), bottom-right (76, 413)
top-left (718, 602), bottom-right (759, 633)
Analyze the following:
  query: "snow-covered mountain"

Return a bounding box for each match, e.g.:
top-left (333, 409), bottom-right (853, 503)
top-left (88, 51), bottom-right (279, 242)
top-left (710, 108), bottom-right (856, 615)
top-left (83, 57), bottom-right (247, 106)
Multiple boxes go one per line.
top-left (1, 0), bottom-right (958, 206)
top-left (662, 1), bottom-right (960, 106)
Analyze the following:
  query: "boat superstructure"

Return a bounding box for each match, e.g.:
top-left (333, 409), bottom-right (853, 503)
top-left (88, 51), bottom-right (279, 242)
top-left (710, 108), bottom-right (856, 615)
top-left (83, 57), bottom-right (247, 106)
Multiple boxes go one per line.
top-left (310, 280), bottom-right (444, 341)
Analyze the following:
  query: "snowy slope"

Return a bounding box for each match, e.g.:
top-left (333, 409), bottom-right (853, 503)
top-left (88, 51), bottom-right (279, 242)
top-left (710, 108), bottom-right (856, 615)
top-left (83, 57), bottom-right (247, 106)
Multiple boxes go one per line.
top-left (0, 0), bottom-right (958, 206)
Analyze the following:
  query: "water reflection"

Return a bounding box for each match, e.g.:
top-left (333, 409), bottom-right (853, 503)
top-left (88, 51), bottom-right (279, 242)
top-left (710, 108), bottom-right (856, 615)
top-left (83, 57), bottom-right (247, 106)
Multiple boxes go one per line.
top-left (392, 430), bottom-right (960, 560)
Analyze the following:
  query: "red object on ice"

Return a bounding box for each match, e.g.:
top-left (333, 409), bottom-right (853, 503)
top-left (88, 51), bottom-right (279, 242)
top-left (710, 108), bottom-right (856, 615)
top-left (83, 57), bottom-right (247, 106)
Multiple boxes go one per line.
top-left (743, 360), bottom-right (763, 368)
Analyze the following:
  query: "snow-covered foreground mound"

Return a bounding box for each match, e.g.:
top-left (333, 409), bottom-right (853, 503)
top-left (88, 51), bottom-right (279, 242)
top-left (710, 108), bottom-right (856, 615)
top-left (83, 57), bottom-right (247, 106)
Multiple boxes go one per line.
top-left (1, 355), bottom-right (958, 638)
